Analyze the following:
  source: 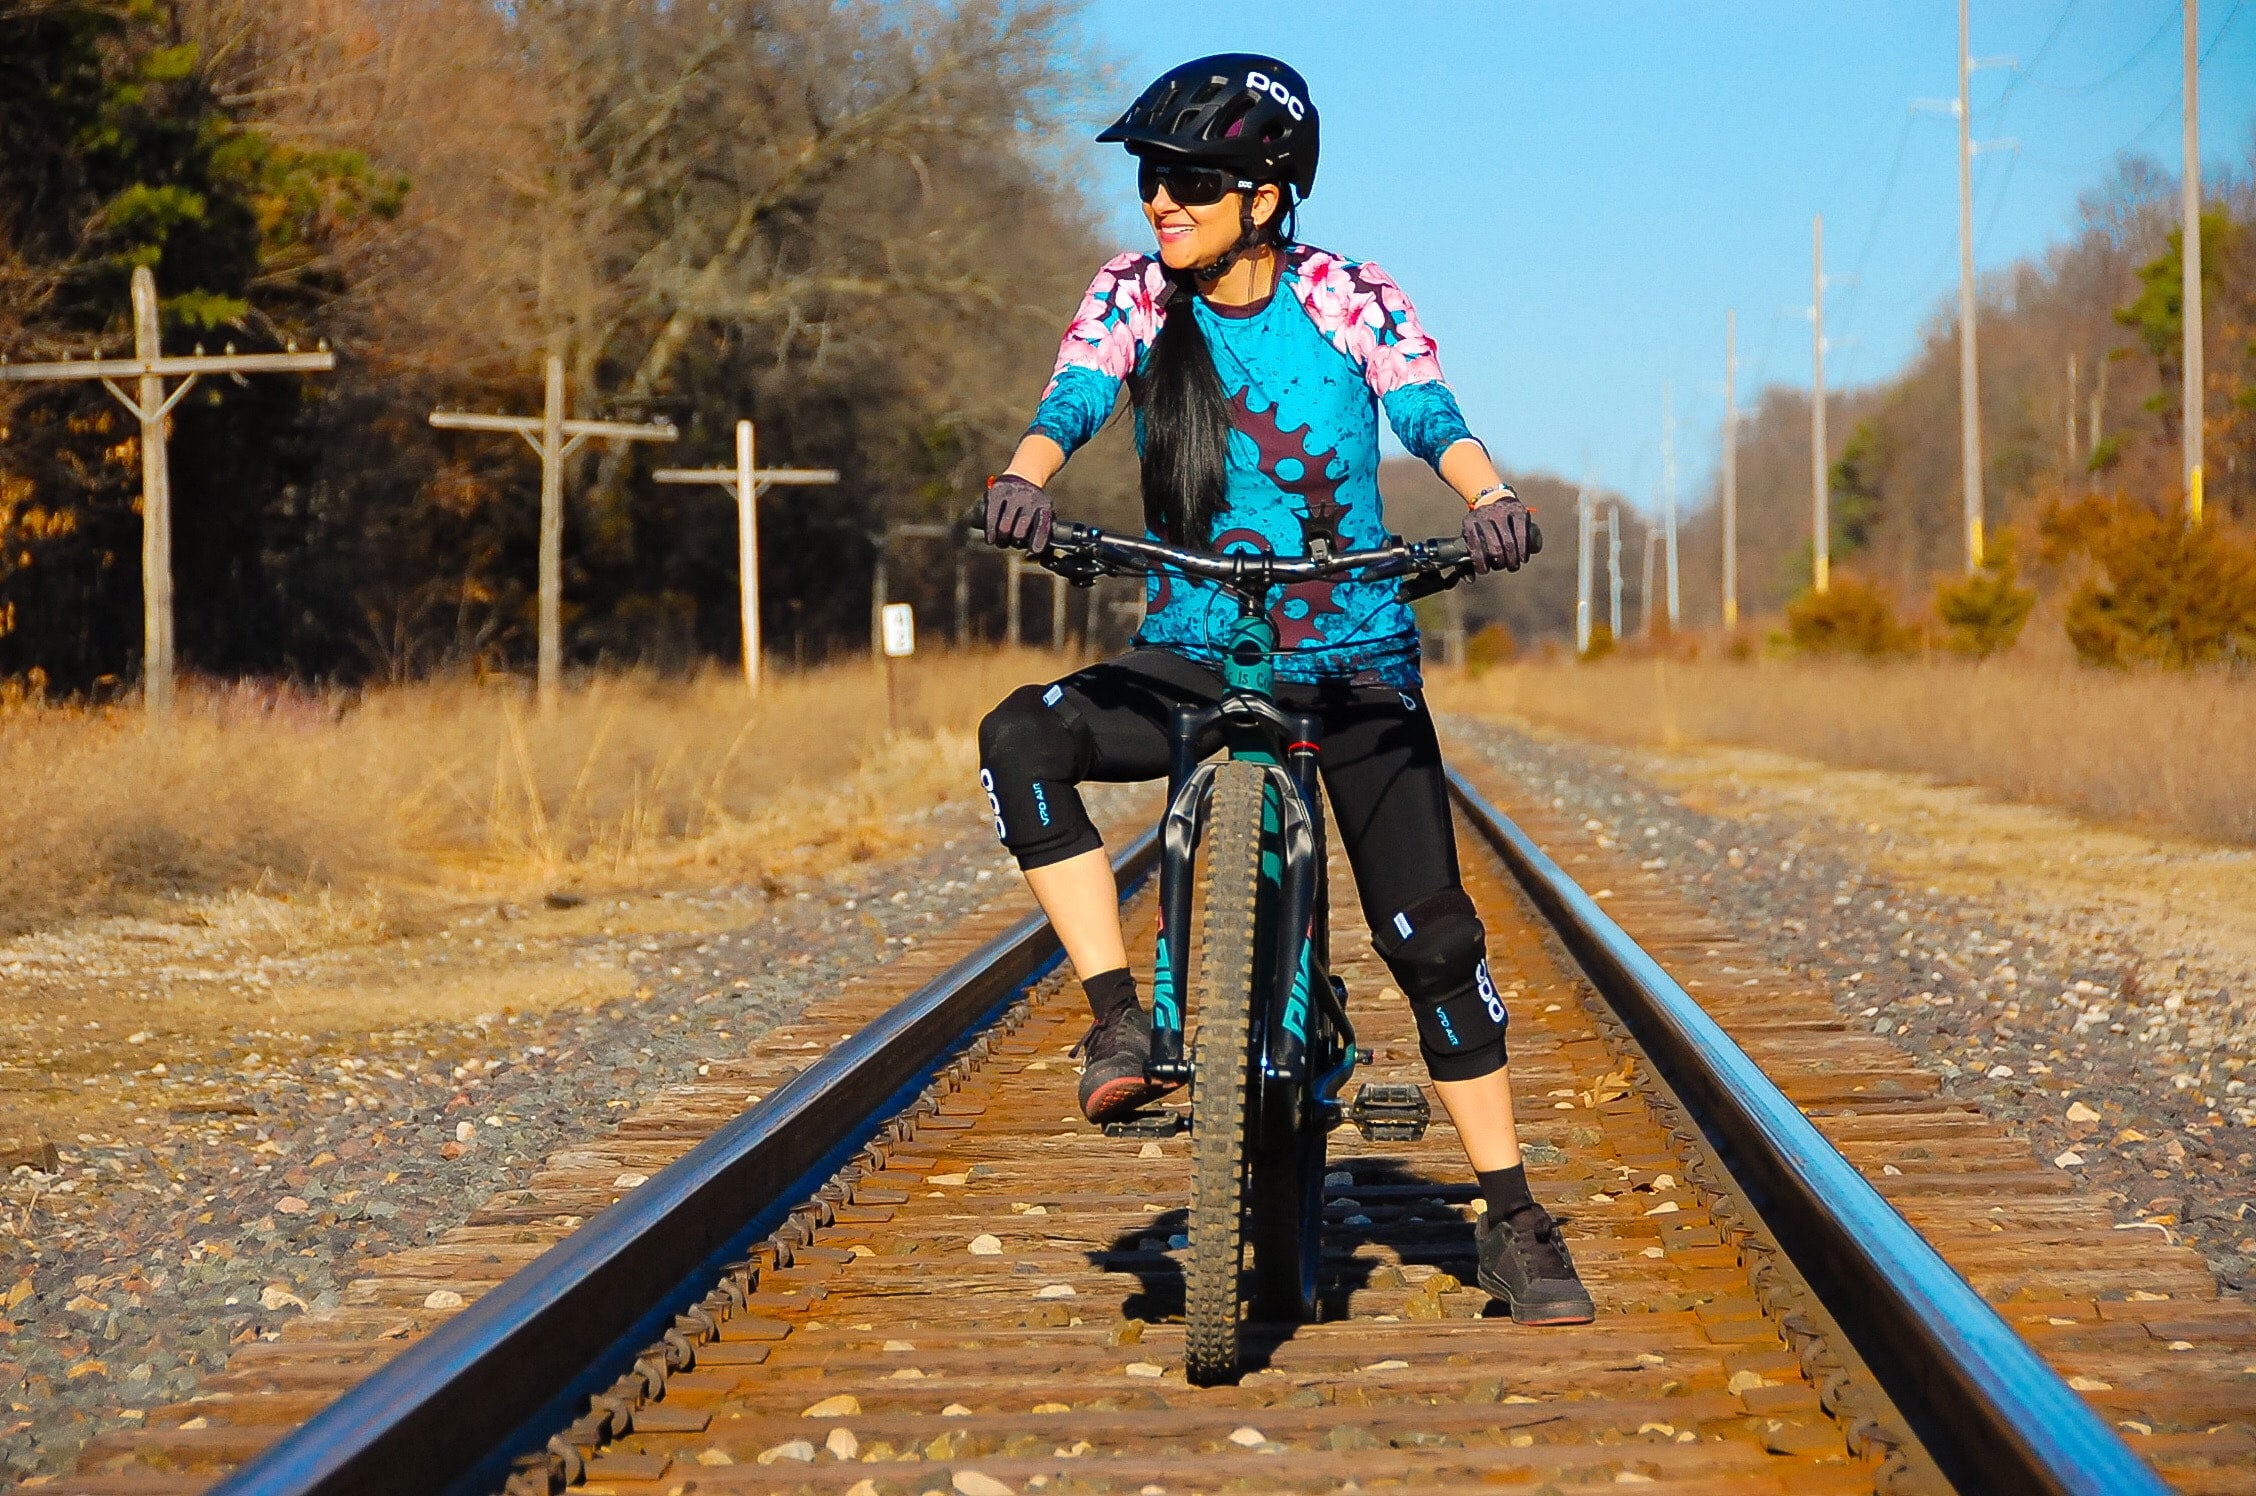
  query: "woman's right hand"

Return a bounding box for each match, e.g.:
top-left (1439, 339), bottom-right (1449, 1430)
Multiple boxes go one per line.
top-left (984, 473), bottom-right (1055, 553)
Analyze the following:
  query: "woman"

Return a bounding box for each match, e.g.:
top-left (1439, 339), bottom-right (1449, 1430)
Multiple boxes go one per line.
top-left (977, 55), bottom-right (1590, 1326)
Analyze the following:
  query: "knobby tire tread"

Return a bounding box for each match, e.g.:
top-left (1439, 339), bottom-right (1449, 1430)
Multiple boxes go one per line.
top-left (1186, 760), bottom-right (1265, 1386)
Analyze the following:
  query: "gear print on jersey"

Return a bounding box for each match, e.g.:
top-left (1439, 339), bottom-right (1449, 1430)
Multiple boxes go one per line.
top-left (1028, 245), bottom-right (1477, 687)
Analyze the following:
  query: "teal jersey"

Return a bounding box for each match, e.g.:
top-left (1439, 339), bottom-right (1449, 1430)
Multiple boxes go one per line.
top-left (1029, 245), bottom-right (1477, 686)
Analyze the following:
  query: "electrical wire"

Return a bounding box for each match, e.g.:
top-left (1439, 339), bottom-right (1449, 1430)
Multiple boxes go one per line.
top-left (2023, 3), bottom-right (2178, 96)
top-left (1995, 0), bottom-right (2084, 110)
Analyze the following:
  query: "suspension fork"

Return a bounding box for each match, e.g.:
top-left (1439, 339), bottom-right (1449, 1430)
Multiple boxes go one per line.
top-left (1261, 715), bottom-right (1327, 1088)
top-left (1148, 704), bottom-right (1205, 1084)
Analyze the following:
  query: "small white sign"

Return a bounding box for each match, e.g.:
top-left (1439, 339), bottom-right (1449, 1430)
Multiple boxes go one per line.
top-left (881, 602), bottom-right (916, 658)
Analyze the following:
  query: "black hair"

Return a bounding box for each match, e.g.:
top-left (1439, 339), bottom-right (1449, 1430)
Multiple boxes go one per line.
top-left (1129, 188), bottom-right (1296, 544)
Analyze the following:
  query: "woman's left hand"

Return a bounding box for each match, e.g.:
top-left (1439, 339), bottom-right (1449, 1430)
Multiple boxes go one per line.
top-left (1463, 492), bottom-right (1541, 574)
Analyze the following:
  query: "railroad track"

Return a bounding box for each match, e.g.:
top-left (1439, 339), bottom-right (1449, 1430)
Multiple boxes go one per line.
top-left (52, 754), bottom-right (2256, 1495)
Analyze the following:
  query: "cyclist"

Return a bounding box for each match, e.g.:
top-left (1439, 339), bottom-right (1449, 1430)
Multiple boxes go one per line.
top-left (976, 55), bottom-right (1591, 1325)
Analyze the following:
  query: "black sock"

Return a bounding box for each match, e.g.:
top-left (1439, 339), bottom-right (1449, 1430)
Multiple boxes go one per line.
top-left (1476, 1163), bottom-right (1535, 1223)
top-left (1082, 967), bottom-right (1139, 1025)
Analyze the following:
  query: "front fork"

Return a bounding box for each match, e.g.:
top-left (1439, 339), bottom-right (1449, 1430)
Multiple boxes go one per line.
top-left (1149, 705), bottom-right (1356, 1125)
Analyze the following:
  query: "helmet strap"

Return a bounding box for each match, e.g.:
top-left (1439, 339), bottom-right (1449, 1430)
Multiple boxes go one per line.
top-left (1185, 193), bottom-right (1273, 287)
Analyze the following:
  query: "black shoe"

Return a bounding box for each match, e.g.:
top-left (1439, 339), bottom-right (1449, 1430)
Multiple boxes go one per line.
top-left (1073, 1004), bottom-right (1177, 1123)
top-left (1476, 1203), bottom-right (1596, 1325)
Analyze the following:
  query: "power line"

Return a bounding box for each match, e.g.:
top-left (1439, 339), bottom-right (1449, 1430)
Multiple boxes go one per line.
top-left (2023, 3), bottom-right (2178, 96)
top-left (1995, 0), bottom-right (2083, 109)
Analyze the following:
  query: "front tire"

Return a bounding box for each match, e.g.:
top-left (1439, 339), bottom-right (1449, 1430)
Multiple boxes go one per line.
top-left (1185, 760), bottom-right (1265, 1387)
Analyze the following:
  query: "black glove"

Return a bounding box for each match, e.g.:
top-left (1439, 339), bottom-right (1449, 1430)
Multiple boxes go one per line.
top-left (983, 473), bottom-right (1053, 553)
top-left (1462, 491), bottom-right (1542, 574)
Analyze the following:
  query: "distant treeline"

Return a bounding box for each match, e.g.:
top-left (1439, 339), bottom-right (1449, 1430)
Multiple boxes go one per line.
top-left (0, 0), bottom-right (1137, 692)
top-left (1676, 152), bottom-right (2256, 633)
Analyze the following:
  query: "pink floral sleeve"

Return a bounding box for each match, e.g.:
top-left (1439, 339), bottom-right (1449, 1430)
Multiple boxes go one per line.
top-left (1287, 248), bottom-right (1449, 399)
top-left (1029, 253), bottom-right (1168, 455)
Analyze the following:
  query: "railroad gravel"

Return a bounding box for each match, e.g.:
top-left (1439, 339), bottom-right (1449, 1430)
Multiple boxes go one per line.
top-left (0, 792), bottom-right (1138, 1482)
top-left (1451, 719), bottom-right (2255, 1300)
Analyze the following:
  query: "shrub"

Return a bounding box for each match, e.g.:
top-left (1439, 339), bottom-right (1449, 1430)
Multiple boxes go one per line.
top-left (1465, 621), bottom-right (1517, 677)
top-left (1783, 576), bottom-right (1915, 658)
top-left (1934, 537), bottom-right (2037, 659)
top-left (2041, 496), bottom-right (2256, 668)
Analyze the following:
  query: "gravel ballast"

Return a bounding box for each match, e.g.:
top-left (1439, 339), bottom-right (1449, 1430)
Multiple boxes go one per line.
top-left (0, 791), bottom-right (1138, 1482)
top-left (1449, 718), bottom-right (2254, 1302)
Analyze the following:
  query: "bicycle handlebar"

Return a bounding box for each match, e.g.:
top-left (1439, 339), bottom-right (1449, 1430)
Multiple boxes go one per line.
top-left (1020, 520), bottom-right (1478, 602)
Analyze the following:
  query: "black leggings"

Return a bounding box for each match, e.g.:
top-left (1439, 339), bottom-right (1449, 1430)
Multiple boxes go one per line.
top-left (976, 648), bottom-right (1508, 1081)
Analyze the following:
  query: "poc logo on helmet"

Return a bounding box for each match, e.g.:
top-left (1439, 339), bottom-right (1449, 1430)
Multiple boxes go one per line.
top-left (1245, 70), bottom-right (1306, 120)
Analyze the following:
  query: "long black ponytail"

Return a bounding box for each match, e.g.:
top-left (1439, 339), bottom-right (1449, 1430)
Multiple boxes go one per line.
top-left (1129, 192), bottom-right (1295, 545)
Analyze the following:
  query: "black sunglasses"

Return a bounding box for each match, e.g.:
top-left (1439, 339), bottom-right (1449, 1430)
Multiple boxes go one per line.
top-left (1137, 159), bottom-right (1256, 208)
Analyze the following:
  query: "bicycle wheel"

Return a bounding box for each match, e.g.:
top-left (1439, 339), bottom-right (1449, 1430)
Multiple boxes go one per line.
top-left (1185, 759), bottom-right (1266, 1386)
top-left (1249, 994), bottom-right (1329, 1325)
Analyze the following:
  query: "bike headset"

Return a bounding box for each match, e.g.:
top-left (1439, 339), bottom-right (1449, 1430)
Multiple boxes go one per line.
top-left (1099, 53), bottom-right (1319, 287)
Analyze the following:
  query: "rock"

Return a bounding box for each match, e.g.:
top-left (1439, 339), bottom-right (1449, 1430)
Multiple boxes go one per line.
top-left (276, 1197), bottom-right (309, 1215)
top-left (1726, 1370), bottom-right (1771, 1394)
top-left (942, 1402), bottom-right (973, 1416)
top-left (423, 1289), bottom-right (465, 1310)
top-left (756, 1438), bottom-right (815, 1464)
top-left (1227, 1426), bottom-right (1267, 1447)
top-left (695, 1448), bottom-right (734, 1466)
top-left (1034, 1283), bottom-right (1076, 1298)
top-left (802, 1393), bottom-right (860, 1418)
top-left (845, 1482), bottom-right (880, 1496)
top-left (612, 1172), bottom-right (649, 1189)
top-left (968, 1233), bottom-right (1003, 1255)
top-left (953, 1472), bottom-right (1014, 1496)
top-left (454, 1121), bottom-right (477, 1144)
top-left (258, 1285), bottom-right (307, 1312)
top-left (1326, 1424), bottom-right (1380, 1450)
top-left (2066, 1100), bottom-right (2102, 1124)
top-left (0, 1138), bottom-right (60, 1173)
top-left (1125, 1361), bottom-right (1164, 1378)
top-left (2053, 1150), bottom-right (2085, 1168)
top-left (1109, 1318), bottom-right (1145, 1346)
top-left (824, 1427), bottom-right (859, 1460)
top-left (1368, 1263), bottom-right (1407, 1288)
top-left (2067, 1375), bottom-right (2112, 1391)
top-left (1032, 1401), bottom-right (1071, 1414)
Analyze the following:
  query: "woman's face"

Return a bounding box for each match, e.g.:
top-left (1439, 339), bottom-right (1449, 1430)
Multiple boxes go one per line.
top-left (1143, 176), bottom-right (1280, 273)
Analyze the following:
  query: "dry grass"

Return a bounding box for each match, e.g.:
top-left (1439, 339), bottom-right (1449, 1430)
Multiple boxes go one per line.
top-left (1433, 658), bottom-right (2256, 847)
top-left (0, 652), bottom-right (1059, 937)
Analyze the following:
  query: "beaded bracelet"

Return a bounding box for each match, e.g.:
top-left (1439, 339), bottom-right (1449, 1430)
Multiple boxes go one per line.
top-left (1471, 482), bottom-right (1518, 508)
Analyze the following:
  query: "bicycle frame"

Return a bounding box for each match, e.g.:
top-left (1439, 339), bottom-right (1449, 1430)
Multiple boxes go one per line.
top-left (1148, 594), bottom-right (1356, 1146)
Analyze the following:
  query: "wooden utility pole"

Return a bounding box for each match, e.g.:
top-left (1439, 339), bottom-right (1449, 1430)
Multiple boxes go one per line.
top-left (1661, 379), bottom-right (1680, 631)
top-left (1722, 309), bottom-right (1739, 630)
top-left (1005, 552), bottom-right (1025, 648)
top-left (1605, 502), bottom-right (1624, 639)
top-left (1575, 481), bottom-right (1594, 654)
top-left (430, 355), bottom-right (675, 712)
top-left (1956, 0), bottom-right (1987, 570)
top-left (652, 420), bottom-right (838, 697)
top-left (1811, 214), bottom-right (1830, 595)
top-left (0, 267), bottom-right (334, 714)
top-left (2183, 0), bottom-right (2205, 524)
top-left (1641, 523), bottom-right (1663, 638)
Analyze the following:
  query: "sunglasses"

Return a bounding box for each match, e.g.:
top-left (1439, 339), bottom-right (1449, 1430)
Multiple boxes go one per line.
top-left (1137, 159), bottom-right (1257, 208)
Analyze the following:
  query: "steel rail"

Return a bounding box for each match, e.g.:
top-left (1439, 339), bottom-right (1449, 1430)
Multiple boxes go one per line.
top-left (214, 831), bottom-right (1159, 1496)
top-left (1447, 769), bottom-right (2167, 1496)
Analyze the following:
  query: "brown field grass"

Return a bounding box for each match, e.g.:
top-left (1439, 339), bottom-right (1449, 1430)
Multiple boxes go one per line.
top-left (0, 652), bottom-right (1060, 937)
top-left (1432, 658), bottom-right (2256, 847)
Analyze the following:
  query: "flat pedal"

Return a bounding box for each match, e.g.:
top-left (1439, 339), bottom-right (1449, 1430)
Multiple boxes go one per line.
top-left (1349, 1082), bottom-right (1430, 1142)
top-left (1103, 1110), bottom-right (1188, 1139)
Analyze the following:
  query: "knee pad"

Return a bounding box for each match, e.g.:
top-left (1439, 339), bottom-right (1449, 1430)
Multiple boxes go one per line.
top-left (976, 684), bottom-right (1099, 867)
top-left (1374, 887), bottom-right (1509, 1081)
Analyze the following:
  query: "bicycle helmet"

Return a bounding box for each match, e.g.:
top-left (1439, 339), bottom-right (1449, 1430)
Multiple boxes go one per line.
top-left (1098, 54), bottom-right (1320, 200)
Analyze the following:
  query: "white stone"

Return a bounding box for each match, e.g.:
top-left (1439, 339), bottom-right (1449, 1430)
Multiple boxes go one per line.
top-left (968, 1233), bottom-right (1004, 1255)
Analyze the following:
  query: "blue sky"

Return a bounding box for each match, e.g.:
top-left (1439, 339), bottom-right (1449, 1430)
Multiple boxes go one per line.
top-left (1074, 1), bottom-right (2256, 517)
